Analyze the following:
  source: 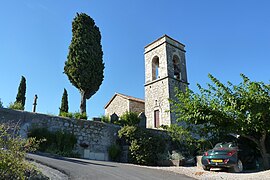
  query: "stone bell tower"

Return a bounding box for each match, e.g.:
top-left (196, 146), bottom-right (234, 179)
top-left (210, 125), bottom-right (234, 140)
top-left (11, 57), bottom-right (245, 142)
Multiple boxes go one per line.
top-left (144, 35), bottom-right (188, 128)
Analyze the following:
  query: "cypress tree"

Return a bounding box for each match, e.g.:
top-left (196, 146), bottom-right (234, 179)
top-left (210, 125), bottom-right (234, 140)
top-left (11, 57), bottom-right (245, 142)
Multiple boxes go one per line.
top-left (15, 76), bottom-right (26, 109)
top-left (59, 88), bottom-right (69, 115)
top-left (64, 13), bottom-right (104, 114)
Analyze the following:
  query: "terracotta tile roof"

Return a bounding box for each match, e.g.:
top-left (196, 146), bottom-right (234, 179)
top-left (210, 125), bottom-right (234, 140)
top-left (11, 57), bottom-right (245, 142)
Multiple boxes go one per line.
top-left (104, 93), bottom-right (145, 109)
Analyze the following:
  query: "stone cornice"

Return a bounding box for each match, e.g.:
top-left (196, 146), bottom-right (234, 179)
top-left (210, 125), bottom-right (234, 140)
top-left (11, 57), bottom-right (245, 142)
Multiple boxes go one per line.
top-left (144, 76), bottom-right (189, 86)
top-left (144, 34), bottom-right (186, 54)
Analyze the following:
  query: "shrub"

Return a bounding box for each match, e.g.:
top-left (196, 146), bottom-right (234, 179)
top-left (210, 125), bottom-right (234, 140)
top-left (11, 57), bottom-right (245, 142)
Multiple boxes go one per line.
top-left (28, 127), bottom-right (77, 157)
top-left (157, 151), bottom-right (170, 161)
top-left (8, 102), bottom-right (24, 110)
top-left (59, 112), bottom-right (88, 120)
top-left (114, 112), bottom-right (140, 126)
top-left (59, 112), bottom-right (73, 118)
top-left (118, 126), bottom-right (166, 165)
top-left (0, 124), bottom-right (41, 179)
top-left (108, 144), bottom-right (121, 162)
top-left (165, 124), bottom-right (210, 158)
top-left (101, 115), bottom-right (110, 123)
top-left (73, 112), bottom-right (87, 120)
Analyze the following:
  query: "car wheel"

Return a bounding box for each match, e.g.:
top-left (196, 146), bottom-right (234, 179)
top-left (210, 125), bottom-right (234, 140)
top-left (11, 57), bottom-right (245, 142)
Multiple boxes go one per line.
top-left (231, 159), bottom-right (243, 172)
top-left (202, 165), bottom-right (210, 171)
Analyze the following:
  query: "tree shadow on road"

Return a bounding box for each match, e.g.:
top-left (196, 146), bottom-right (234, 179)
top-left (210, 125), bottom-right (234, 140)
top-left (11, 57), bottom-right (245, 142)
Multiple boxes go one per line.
top-left (59, 157), bottom-right (117, 167)
top-left (31, 152), bottom-right (117, 168)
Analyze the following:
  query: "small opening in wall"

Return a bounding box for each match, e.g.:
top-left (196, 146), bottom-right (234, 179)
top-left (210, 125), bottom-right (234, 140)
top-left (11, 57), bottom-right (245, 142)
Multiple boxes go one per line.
top-left (152, 56), bottom-right (159, 80)
top-left (173, 55), bottom-right (180, 80)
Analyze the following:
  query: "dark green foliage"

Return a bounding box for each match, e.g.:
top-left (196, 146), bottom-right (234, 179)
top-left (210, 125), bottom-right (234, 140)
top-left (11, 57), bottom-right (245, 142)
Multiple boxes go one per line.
top-left (118, 126), bottom-right (166, 165)
top-left (171, 74), bottom-right (270, 169)
top-left (59, 112), bottom-right (73, 118)
top-left (163, 124), bottom-right (211, 157)
top-left (116, 112), bottom-right (141, 126)
top-left (8, 102), bottom-right (24, 110)
top-left (64, 13), bottom-right (104, 114)
top-left (59, 111), bottom-right (87, 120)
top-left (100, 115), bottom-right (110, 123)
top-left (59, 88), bottom-right (69, 115)
top-left (73, 112), bottom-right (87, 120)
top-left (15, 76), bottom-right (26, 110)
top-left (0, 98), bottom-right (3, 108)
top-left (28, 127), bottom-right (77, 157)
top-left (108, 144), bottom-right (121, 162)
top-left (165, 125), bottom-right (195, 156)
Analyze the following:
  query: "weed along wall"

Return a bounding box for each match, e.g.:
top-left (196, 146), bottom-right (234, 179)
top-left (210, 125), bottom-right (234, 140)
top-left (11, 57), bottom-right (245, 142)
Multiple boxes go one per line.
top-left (0, 108), bottom-right (120, 161)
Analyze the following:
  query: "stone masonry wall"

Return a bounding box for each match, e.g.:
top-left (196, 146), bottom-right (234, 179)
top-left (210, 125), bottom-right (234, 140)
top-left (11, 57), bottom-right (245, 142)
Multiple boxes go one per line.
top-left (145, 43), bottom-right (168, 84)
top-left (166, 42), bottom-right (188, 124)
top-left (166, 43), bottom-right (188, 83)
top-left (129, 101), bottom-right (145, 114)
top-left (105, 95), bottom-right (129, 117)
top-left (145, 78), bottom-right (171, 128)
top-left (0, 108), bottom-right (120, 161)
top-left (145, 37), bottom-right (169, 128)
top-left (144, 35), bottom-right (188, 128)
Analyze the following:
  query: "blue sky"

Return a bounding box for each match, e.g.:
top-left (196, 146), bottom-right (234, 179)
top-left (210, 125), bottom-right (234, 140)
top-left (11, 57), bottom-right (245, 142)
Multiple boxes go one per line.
top-left (1, 0), bottom-right (270, 118)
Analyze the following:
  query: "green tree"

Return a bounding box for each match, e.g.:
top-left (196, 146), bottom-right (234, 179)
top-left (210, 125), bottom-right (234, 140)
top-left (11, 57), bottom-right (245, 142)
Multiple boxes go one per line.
top-left (171, 74), bottom-right (270, 170)
top-left (163, 124), bottom-right (203, 157)
top-left (116, 111), bottom-right (141, 126)
top-left (15, 76), bottom-right (26, 110)
top-left (118, 126), bottom-right (166, 165)
top-left (0, 98), bottom-right (3, 108)
top-left (64, 13), bottom-right (104, 114)
top-left (59, 88), bottom-right (69, 115)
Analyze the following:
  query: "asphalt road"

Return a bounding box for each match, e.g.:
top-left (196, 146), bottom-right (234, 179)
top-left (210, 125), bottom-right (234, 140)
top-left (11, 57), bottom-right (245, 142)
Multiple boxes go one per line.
top-left (27, 154), bottom-right (195, 180)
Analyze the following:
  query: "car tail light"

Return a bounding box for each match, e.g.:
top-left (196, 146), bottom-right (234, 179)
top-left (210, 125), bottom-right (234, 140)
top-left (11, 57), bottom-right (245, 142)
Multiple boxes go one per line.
top-left (224, 159), bottom-right (230, 164)
top-left (227, 150), bottom-right (236, 156)
top-left (204, 152), bottom-right (209, 156)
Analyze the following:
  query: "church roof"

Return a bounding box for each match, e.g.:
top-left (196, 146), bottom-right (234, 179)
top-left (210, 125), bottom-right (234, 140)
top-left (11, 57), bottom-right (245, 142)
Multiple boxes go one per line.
top-left (144, 34), bottom-right (185, 49)
top-left (104, 93), bottom-right (145, 109)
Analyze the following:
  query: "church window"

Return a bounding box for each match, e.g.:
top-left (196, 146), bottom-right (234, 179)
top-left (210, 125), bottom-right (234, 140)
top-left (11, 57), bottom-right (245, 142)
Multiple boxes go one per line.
top-left (154, 110), bottom-right (160, 128)
top-left (152, 56), bottom-right (159, 80)
top-left (173, 55), bottom-right (181, 80)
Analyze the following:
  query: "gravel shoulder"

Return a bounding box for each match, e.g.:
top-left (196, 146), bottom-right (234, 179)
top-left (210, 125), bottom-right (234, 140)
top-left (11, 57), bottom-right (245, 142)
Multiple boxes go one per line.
top-left (30, 161), bottom-right (69, 180)
top-left (147, 166), bottom-right (270, 180)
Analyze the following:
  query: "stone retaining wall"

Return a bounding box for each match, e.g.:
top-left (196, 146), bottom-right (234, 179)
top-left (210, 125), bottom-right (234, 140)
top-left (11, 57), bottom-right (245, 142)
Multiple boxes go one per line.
top-left (0, 108), bottom-right (120, 161)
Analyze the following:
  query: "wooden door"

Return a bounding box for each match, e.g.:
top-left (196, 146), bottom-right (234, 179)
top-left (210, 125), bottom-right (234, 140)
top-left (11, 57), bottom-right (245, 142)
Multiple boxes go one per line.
top-left (154, 110), bottom-right (160, 128)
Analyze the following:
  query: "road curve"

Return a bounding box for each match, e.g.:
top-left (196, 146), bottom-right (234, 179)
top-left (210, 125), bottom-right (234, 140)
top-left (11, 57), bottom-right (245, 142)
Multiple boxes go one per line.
top-left (27, 154), bottom-right (195, 180)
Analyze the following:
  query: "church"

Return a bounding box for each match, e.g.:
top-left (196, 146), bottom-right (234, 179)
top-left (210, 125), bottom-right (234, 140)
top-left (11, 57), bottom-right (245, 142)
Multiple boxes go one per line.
top-left (105, 35), bottom-right (188, 129)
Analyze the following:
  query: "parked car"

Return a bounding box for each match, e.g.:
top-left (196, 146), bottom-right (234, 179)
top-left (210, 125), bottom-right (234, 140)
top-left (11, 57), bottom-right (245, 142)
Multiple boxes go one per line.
top-left (201, 142), bottom-right (243, 172)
